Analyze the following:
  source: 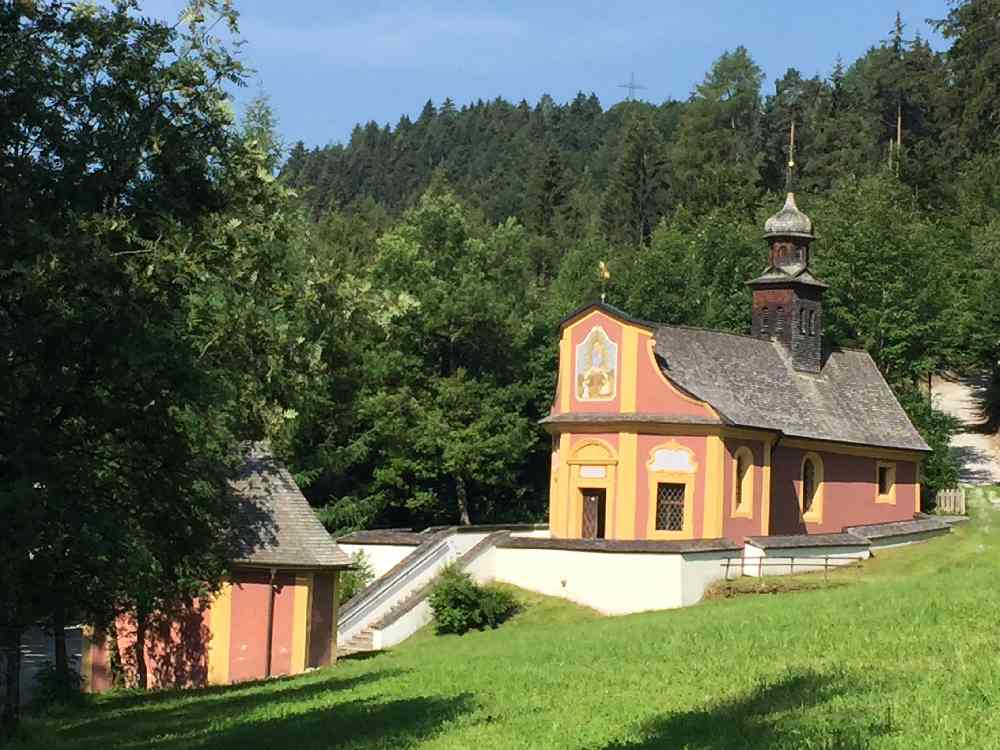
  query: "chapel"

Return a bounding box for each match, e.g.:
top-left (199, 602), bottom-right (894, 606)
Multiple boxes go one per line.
top-left (543, 192), bottom-right (929, 543)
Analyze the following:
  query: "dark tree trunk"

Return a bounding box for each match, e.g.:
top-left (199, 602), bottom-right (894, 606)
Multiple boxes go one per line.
top-left (134, 608), bottom-right (148, 690)
top-left (53, 603), bottom-right (67, 682)
top-left (1, 625), bottom-right (21, 739)
top-left (456, 477), bottom-right (472, 526)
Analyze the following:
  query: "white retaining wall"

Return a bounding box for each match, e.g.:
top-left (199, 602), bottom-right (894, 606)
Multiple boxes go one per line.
top-left (492, 547), bottom-right (738, 615)
top-left (866, 528), bottom-right (950, 550)
top-left (339, 543), bottom-right (419, 579)
top-left (741, 543), bottom-right (870, 577)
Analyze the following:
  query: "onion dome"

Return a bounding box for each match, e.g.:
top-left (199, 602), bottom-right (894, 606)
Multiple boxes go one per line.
top-left (764, 192), bottom-right (814, 239)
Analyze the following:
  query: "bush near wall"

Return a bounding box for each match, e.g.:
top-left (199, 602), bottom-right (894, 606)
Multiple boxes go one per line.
top-left (428, 565), bottom-right (518, 635)
top-left (338, 551), bottom-right (375, 604)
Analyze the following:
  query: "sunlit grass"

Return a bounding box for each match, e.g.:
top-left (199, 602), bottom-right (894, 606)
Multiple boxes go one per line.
top-left (16, 494), bottom-right (1000, 749)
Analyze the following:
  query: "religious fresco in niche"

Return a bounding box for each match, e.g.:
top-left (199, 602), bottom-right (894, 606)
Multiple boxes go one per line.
top-left (575, 326), bottom-right (617, 401)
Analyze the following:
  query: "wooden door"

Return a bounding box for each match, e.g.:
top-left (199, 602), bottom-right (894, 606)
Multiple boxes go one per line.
top-left (581, 489), bottom-right (607, 539)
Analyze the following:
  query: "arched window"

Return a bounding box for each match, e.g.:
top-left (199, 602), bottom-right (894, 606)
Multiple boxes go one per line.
top-left (776, 307), bottom-right (784, 333)
top-left (732, 447), bottom-right (754, 517)
top-left (799, 308), bottom-right (807, 334)
top-left (808, 309), bottom-right (816, 336)
top-left (802, 459), bottom-right (816, 513)
top-left (761, 306), bottom-right (769, 335)
top-left (800, 453), bottom-right (823, 521)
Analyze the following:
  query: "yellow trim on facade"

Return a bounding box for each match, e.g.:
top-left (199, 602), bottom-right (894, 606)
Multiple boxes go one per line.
top-left (291, 574), bottom-right (313, 674)
top-left (875, 461), bottom-right (897, 504)
top-left (556, 433), bottom-right (571, 537)
top-left (915, 461), bottom-right (922, 514)
top-left (207, 582), bottom-right (232, 685)
top-left (80, 626), bottom-right (94, 692)
top-left (782, 437), bottom-right (925, 463)
top-left (617, 432), bottom-right (638, 539)
top-left (730, 446), bottom-right (755, 519)
top-left (559, 330), bottom-right (571, 413)
top-left (565, 437), bottom-right (618, 538)
top-left (330, 572), bottom-right (341, 663)
top-left (704, 435), bottom-right (725, 537)
top-left (761, 439), bottom-right (773, 535)
top-left (644, 440), bottom-right (698, 539)
top-left (621, 327), bottom-right (638, 412)
top-left (800, 452), bottom-right (825, 524)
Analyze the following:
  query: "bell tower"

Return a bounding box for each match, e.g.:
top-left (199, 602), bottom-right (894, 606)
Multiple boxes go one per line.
top-left (747, 192), bottom-right (827, 373)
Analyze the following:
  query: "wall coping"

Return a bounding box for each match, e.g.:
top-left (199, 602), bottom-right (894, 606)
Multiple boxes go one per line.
top-left (745, 533), bottom-right (870, 550)
top-left (843, 516), bottom-right (950, 540)
top-left (497, 536), bottom-right (741, 554)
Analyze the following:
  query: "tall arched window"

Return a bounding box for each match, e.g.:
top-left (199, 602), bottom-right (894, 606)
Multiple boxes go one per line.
top-left (800, 453), bottom-right (823, 521)
top-left (802, 459), bottom-right (816, 513)
top-left (776, 307), bottom-right (784, 333)
top-left (761, 307), bottom-right (769, 335)
top-left (732, 447), bottom-right (754, 517)
top-left (799, 308), bottom-right (807, 334)
top-left (808, 309), bottom-right (816, 336)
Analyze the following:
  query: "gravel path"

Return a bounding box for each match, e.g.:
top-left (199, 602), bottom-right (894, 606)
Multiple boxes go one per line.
top-left (932, 374), bottom-right (1000, 485)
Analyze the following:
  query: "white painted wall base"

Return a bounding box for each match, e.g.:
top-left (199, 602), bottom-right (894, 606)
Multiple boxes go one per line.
top-left (493, 547), bottom-right (739, 615)
top-left (867, 528), bottom-right (950, 550)
top-left (339, 543), bottom-right (419, 579)
top-left (741, 543), bottom-right (870, 577)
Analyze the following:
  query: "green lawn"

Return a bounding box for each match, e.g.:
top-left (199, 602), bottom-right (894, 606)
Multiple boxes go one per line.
top-left (15, 492), bottom-right (1000, 750)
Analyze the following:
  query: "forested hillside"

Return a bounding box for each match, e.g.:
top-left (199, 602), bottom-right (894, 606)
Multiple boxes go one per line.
top-left (272, 3), bottom-right (1000, 534)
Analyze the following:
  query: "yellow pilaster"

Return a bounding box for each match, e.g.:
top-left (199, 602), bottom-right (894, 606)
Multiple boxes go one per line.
top-left (621, 328), bottom-right (639, 412)
top-left (761, 439), bottom-right (773, 536)
top-left (80, 626), bottom-right (94, 692)
top-left (617, 432), bottom-right (638, 539)
top-left (330, 572), bottom-right (341, 663)
top-left (557, 432), bottom-right (571, 537)
top-left (291, 573), bottom-right (313, 674)
top-left (703, 434), bottom-right (725, 538)
top-left (207, 582), bottom-right (232, 685)
top-left (914, 461), bottom-right (922, 514)
top-left (559, 332), bottom-right (572, 413)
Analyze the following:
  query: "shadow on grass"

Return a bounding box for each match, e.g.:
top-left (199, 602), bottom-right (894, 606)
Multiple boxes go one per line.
top-left (603, 669), bottom-right (895, 750)
top-left (57, 667), bottom-right (450, 750)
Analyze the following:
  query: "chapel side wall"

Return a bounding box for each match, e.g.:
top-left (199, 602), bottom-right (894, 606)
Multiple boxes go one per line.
top-left (635, 434), bottom-right (708, 539)
top-left (721, 437), bottom-right (766, 542)
top-left (770, 446), bottom-right (920, 535)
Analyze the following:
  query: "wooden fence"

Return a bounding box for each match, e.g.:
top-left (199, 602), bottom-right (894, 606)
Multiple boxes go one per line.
top-left (935, 487), bottom-right (966, 515)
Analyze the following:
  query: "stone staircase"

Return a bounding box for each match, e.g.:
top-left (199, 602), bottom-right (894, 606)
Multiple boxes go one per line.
top-left (339, 627), bottom-right (374, 656)
top-left (336, 529), bottom-right (510, 656)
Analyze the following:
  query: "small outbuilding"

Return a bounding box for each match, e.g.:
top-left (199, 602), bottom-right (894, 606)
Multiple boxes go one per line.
top-left (82, 446), bottom-right (352, 691)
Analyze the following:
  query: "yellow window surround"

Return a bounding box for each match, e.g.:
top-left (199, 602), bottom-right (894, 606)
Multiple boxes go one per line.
top-left (645, 441), bottom-right (698, 539)
top-left (875, 461), bottom-right (897, 505)
top-left (731, 446), bottom-right (755, 519)
top-left (800, 452), bottom-right (824, 524)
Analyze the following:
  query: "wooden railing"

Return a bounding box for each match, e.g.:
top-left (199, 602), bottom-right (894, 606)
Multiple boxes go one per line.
top-left (935, 487), bottom-right (966, 515)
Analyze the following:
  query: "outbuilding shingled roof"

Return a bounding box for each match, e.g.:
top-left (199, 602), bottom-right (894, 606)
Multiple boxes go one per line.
top-left (653, 325), bottom-right (929, 452)
top-left (229, 445), bottom-right (352, 569)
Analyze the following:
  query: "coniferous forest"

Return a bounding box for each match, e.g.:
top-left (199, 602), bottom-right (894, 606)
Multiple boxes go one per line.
top-left (275, 7), bottom-right (998, 532)
top-left (4, 3), bottom-right (1000, 723)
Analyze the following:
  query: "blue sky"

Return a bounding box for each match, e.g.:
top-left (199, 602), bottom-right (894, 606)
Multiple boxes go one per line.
top-left (141, 0), bottom-right (950, 148)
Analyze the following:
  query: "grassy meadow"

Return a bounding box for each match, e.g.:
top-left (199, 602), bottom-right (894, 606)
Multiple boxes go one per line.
top-left (14, 489), bottom-right (1000, 750)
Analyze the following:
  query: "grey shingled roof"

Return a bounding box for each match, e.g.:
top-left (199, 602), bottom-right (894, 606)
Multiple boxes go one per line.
top-left (654, 326), bottom-right (930, 453)
top-left (229, 445), bottom-right (352, 569)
